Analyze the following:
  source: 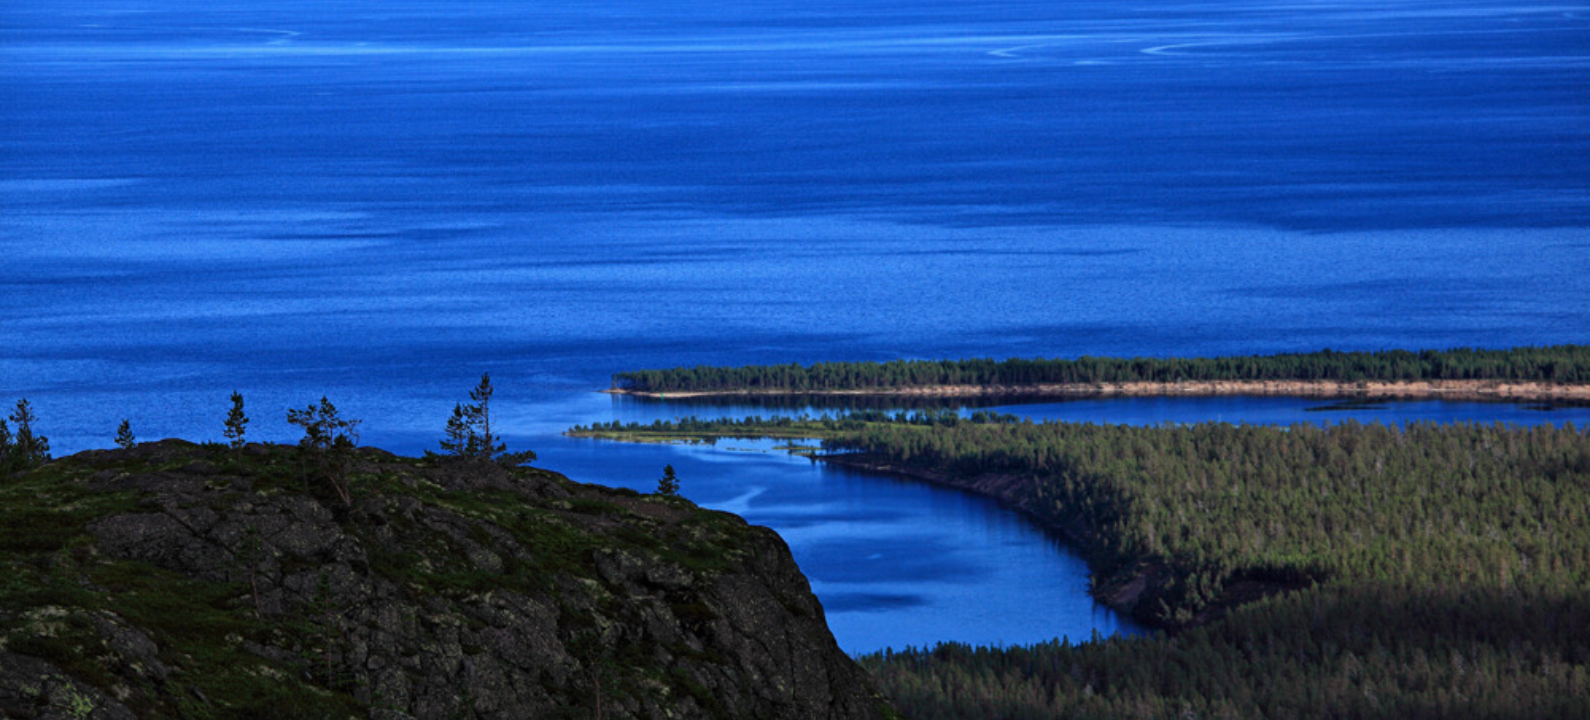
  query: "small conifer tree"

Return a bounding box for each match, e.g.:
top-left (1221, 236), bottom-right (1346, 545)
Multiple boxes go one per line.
top-left (115, 419), bottom-right (135, 449)
top-left (287, 396), bottom-right (360, 505)
top-left (3, 399), bottom-right (50, 472)
top-left (0, 417), bottom-right (11, 473)
top-left (656, 464), bottom-right (680, 497)
top-left (470, 373), bottom-right (503, 459)
top-left (439, 402), bottom-right (479, 458)
top-left (435, 373), bottom-right (536, 467)
top-left (224, 391), bottom-right (249, 448)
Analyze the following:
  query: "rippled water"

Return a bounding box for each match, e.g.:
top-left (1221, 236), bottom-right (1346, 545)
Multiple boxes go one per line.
top-left (3, 0), bottom-right (1587, 652)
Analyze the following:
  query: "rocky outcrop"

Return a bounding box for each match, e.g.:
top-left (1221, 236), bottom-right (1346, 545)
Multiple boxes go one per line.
top-left (0, 440), bottom-right (897, 719)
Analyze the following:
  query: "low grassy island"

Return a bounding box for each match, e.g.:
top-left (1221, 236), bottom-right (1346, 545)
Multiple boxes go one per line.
top-left (0, 440), bottom-right (898, 720)
top-left (571, 412), bottom-right (1590, 718)
top-left (606, 346), bottom-right (1590, 401)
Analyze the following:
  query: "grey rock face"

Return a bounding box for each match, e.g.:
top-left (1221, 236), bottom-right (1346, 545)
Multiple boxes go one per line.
top-left (0, 441), bottom-right (896, 720)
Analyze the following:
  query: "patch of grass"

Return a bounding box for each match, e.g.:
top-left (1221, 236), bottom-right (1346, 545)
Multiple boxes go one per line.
top-left (510, 514), bottom-right (603, 575)
top-left (86, 560), bottom-right (361, 718)
top-left (567, 497), bottom-right (625, 516)
top-left (5, 611), bottom-right (117, 688)
top-left (0, 467), bottom-right (142, 554)
top-left (613, 525), bottom-right (663, 550)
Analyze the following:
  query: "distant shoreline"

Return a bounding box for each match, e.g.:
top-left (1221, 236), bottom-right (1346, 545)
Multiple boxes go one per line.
top-left (605, 379), bottom-right (1590, 402)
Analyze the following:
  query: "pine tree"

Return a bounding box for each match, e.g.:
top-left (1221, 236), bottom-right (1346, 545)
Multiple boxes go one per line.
top-left (0, 417), bottom-right (11, 474)
top-left (656, 464), bottom-right (680, 497)
top-left (439, 403), bottom-right (478, 458)
top-left (287, 396), bottom-right (360, 505)
top-left (224, 391), bottom-right (249, 449)
top-left (469, 373), bottom-right (504, 460)
top-left (115, 419), bottom-right (135, 449)
top-left (436, 373), bottom-right (536, 467)
top-left (5, 399), bottom-right (49, 472)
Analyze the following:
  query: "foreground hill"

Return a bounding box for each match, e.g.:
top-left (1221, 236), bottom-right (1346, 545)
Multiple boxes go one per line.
top-left (0, 440), bottom-right (897, 720)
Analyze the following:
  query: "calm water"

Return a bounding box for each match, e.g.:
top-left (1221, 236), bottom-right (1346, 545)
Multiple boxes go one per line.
top-left (3, 0), bottom-right (1588, 653)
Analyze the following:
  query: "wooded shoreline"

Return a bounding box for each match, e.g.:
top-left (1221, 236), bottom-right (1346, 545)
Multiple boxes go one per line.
top-left (605, 378), bottom-right (1590, 402)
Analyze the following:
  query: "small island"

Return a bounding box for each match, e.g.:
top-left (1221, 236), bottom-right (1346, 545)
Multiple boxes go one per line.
top-left (605, 346), bottom-right (1590, 402)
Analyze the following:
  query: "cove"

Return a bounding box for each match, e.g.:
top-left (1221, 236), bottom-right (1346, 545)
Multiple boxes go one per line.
top-left (538, 432), bottom-right (1142, 654)
top-left (545, 392), bottom-right (1590, 654)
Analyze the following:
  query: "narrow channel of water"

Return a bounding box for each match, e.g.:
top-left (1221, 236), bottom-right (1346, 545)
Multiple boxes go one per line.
top-left (536, 393), bottom-right (1590, 654)
top-left (536, 432), bottom-right (1141, 654)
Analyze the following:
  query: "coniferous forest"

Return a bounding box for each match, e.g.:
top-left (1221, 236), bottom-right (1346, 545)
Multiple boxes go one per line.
top-left (573, 414), bottom-right (1590, 718)
top-left (609, 346), bottom-right (1590, 394)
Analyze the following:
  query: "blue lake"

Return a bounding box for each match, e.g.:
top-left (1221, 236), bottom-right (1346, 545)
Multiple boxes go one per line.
top-left (3, 0), bottom-right (1588, 653)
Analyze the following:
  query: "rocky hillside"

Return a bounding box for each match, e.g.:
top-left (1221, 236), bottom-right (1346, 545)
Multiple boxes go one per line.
top-left (0, 440), bottom-right (899, 720)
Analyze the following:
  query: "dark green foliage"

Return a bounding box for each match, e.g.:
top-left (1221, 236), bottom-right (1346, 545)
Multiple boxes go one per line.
top-left (1, 398), bottom-right (50, 474)
top-left (0, 440), bottom-right (802, 719)
top-left (600, 411), bottom-right (1590, 717)
top-left (286, 396), bottom-right (360, 505)
top-left (0, 452), bottom-right (359, 719)
top-left (612, 345), bottom-right (1590, 393)
top-left (436, 372), bottom-right (537, 467)
top-left (115, 419), bottom-right (135, 449)
top-left (440, 401), bottom-right (477, 456)
top-left (288, 396), bottom-right (359, 452)
top-left (567, 409), bottom-right (1018, 441)
top-left (657, 464), bottom-right (680, 496)
top-left (824, 418), bottom-right (1590, 718)
top-left (861, 584), bottom-right (1590, 720)
top-left (224, 390), bottom-right (248, 448)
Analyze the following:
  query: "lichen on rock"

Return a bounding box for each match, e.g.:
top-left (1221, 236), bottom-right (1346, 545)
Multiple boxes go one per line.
top-left (0, 440), bottom-right (897, 719)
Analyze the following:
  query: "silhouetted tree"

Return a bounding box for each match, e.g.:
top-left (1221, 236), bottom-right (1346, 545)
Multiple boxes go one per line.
top-left (224, 391), bottom-right (249, 449)
top-left (2, 399), bottom-right (50, 473)
top-left (287, 397), bottom-right (360, 505)
top-left (656, 464), bottom-right (679, 497)
top-left (436, 373), bottom-right (536, 467)
top-left (115, 419), bottom-right (135, 449)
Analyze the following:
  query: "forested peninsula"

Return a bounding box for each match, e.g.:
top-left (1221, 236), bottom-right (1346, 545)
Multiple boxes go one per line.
top-left (607, 346), bottom-right (1590, 401)
top-left (569, 413), bottom-right (1590, 718)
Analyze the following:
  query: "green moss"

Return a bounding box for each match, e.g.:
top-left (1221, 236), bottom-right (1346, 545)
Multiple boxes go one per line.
top-left (0, 467), bottom-right (141, 554)
top-left (2, 442), bottom-right (869, 719)
top-left (567, 497), bottom-right (625, 516)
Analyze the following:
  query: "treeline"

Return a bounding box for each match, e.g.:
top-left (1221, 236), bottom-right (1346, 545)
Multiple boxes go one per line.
top-left (587, 413), bottom-right (1590, 716)
top-left (567, 409), bottom-right (1019, 438)
top-left (859, 583), bottom-right (1590, 719)
top-left (610, 345), bottom-right (1590, 393)
top-left (826, 420), bottom-right (1590, 626)
top-left (823, 419), bottom-right (1590, 718)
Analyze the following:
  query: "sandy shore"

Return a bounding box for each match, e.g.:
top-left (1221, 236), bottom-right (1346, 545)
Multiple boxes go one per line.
top-left (606, 379), bottom-right (1590, 401)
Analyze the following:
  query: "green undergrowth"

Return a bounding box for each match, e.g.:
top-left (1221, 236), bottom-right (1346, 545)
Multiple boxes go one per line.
top-left (0, 440), bottom-right (762, 719)
top-left (2, 556), bottom-right (363, 719)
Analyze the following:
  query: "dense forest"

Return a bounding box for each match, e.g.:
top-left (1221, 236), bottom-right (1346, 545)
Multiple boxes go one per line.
top-left (567, 409), bottom-right (1018, 441)
top-left (824, 420), bottom-right (1590, 626)
top-left (609, 345), bottom-right (1590, 394)
top-left (574, 414), bottom-right (1590, 718)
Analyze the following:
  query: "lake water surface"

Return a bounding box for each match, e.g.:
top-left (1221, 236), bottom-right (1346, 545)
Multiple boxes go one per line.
top-left (3, 0), bottom-right (1587, 653)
